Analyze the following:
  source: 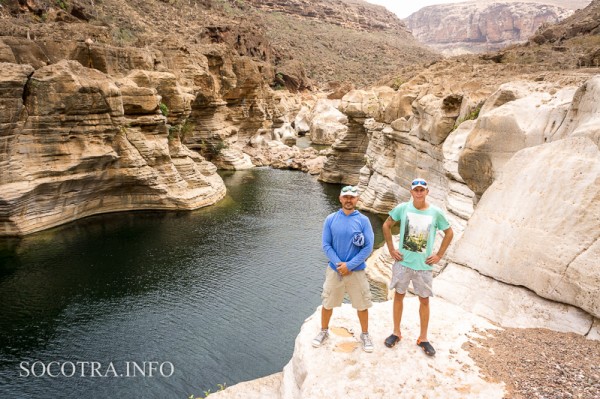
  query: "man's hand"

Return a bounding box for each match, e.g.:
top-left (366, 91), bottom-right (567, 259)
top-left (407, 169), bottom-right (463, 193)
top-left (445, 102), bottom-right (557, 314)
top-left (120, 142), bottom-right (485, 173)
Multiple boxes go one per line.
top-left (336, 262), bottom-right (352, 276)
top-left (388, 247), bottom-right (403, 261)
top-left (425, 253), bottom-right (442, 265)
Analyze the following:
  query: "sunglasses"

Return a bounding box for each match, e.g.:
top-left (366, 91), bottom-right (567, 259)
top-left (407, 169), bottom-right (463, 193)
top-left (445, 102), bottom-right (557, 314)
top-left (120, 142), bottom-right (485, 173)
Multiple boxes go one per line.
top-left (411, 180), bottom-right (427, 186)
top-left (341, 186), bottom-right (358, 193)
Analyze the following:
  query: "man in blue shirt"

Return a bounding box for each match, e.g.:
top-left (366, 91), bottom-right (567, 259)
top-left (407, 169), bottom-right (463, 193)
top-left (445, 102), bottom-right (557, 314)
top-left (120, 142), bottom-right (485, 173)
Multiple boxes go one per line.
top-left (382, 178), bottom-right (454, 356)
top-left (312, 185), bottom-right (375, 352)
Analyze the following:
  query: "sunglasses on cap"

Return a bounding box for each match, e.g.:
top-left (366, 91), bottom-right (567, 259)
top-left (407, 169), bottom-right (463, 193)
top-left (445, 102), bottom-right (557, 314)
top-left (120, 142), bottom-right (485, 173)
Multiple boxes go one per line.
top-left (341, 186), bottom-right (358, 193)
top-left (411, 180), bottom-right (427, 186)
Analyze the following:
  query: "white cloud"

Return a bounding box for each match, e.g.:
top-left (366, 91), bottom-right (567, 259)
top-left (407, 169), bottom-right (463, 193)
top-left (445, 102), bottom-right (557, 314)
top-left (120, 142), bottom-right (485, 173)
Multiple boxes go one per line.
top-left (364, 0), bottom-right (466, 18)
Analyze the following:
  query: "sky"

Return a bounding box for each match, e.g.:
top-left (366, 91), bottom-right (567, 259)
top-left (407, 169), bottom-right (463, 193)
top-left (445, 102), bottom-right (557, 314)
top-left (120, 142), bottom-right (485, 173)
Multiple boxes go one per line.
top-left (364, 0), bottom-right (466, 18)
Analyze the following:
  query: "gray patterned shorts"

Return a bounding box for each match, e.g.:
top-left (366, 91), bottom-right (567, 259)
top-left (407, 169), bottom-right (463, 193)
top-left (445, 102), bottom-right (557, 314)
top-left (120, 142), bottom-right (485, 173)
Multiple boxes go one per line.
top-left (389, 261), bottom-right (433, 298)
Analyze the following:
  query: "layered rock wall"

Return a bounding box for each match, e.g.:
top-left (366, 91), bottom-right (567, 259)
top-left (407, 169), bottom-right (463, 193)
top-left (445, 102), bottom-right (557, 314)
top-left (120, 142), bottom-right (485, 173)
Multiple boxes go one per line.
top-left (0, 35), bottom-right (293, 236)
top-left (318, 87), bottom-right (394, 185)
top-left (0, 59), bottom-right (226, 236)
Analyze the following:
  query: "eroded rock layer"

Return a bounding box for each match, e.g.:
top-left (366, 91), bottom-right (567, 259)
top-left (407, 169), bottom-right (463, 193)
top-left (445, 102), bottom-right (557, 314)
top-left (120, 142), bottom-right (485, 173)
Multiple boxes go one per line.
top-left (0, 31), bottom-right (296, 236)
top-left (0, 59), bottom-right (228, 236)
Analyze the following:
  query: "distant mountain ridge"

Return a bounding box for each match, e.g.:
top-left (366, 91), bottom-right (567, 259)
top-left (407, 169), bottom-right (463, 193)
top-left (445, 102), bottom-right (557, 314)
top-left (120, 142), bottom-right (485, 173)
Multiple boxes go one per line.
top-left (405, 1), bottom-right (590, 55)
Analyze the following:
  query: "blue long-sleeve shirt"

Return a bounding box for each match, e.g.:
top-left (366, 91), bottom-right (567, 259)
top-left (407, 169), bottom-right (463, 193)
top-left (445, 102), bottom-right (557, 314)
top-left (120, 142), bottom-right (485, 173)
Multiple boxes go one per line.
top-left (322, 209), bottom-right (374, 272)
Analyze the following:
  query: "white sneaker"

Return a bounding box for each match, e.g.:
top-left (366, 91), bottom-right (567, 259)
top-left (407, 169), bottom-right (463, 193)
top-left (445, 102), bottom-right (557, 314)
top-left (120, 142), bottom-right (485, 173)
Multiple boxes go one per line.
top-left (312, 329), bottom-right (329, 347)
top-left (360, 332), bottom-right (374, 353)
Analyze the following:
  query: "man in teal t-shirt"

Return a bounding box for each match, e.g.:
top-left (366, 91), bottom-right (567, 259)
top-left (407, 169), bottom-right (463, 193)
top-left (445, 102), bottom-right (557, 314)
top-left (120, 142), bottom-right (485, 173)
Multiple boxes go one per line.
top-left (382, 178), bottom-right (454, 356)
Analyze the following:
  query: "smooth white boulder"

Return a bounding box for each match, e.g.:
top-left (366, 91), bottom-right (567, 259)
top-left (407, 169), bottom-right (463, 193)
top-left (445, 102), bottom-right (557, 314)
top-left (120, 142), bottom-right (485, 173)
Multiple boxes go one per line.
top-left (451, 136), bottom-right (600, 318)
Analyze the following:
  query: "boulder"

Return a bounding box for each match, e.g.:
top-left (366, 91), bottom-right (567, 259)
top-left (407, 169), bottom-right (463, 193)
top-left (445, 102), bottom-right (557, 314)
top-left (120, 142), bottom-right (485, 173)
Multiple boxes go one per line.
top-left (308, 99), bottom-right (347, 145)
top-left (411, 93), bottom-right (462, 146)
top-left (451, 136), bottom-right (600, 318)
top-left (436, 264), bottom-right (593, 335)
top-left (273, 122), bottom-right (297, 146)
top-left (339, 87), bottom-right (395, 120)
top-left (459, 82), bottom-right (576, 196)
top-left (326, 80), bottom-right (354, 100)
top-left (552, 75), bottom-right (600, 146)
top-left (293, 105), bottom-right (311, 134)
top-left (213, 148), bottom-right (255, 170)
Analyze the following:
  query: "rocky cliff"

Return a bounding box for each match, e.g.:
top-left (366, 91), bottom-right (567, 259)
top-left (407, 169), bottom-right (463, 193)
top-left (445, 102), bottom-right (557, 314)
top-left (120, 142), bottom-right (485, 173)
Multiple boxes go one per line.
top-left (405, 1), bottom-right (577, 55)
top-left (324, 57), bottom-right (600, 333)
top-left (0, 4), bottom-right (302, 236)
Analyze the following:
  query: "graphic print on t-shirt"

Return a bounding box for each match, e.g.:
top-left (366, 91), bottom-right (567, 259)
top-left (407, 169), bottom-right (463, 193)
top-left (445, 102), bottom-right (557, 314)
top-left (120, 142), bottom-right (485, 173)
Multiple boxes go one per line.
top-left (402, 212), bottom-right (433, 253)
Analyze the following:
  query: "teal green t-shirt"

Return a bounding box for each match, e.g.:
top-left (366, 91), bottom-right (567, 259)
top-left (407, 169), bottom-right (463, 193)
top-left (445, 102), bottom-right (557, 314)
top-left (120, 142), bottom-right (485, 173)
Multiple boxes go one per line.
top-left (389, 202), bottom-right (451, 271)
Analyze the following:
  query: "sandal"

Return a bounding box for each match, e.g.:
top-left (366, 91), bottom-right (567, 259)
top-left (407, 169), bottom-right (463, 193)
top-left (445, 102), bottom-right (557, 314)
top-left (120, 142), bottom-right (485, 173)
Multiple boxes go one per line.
top-left (416, 339), bottom-right (436, 356)
top-left (384, 334), bottom-right (401, 348)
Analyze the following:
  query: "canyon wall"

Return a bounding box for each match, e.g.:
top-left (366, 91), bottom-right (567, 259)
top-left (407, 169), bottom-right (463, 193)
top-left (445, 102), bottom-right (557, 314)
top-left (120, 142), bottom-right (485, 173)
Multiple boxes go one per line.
top-left (327, 66), bottom-right (600, 337)
top-left (0, 35), bottom-right (297, 236)
top-left (405, 2), bottom-right (573, 55)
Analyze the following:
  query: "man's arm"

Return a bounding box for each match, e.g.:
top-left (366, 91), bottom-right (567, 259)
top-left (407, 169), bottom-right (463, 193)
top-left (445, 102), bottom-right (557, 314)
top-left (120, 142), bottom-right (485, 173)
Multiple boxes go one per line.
top-left (383, 216), bottom-right (402, 261)
top-left (425, 227), bottom-right (454, 265)
top-left (322, 216), bottom-right (341, 266)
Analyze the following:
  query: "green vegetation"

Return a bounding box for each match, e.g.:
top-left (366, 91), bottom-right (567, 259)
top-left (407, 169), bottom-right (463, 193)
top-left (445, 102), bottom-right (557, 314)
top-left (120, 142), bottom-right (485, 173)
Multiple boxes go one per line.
top-left (112, 27), bottom-right (137, 46)
top-left (167, 120), bottom-right (195, 141)
top-left (189, 383), bottom-right (227, 398)
top-left (159, 102), bottom-right (169, 117)
top-left (199, 139), bottom-right (228, 158)
top-left (391, 77), bottom-right (404, 90)
top-left (272, 73), bottom-right (285, 90)
top-left (213, 0), bottom-right (243, 16)
top-left (56, 0), bottom-right (68, 10)
top-left (452, 106), bottom-right (481, 131)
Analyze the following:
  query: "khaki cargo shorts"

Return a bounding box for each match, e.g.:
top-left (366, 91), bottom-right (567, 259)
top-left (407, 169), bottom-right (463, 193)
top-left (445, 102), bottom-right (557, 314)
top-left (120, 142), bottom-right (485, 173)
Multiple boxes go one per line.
top-left (321, 266), bottom-right (373, 311)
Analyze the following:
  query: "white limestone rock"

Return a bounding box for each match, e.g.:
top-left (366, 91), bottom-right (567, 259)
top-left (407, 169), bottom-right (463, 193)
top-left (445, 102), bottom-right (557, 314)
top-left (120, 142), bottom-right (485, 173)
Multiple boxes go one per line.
top-left (458, 82), bottom-right (577, 196)
top-left (310, 111), bottom-right (348, 144)
top-left (213, 301), bottom-right (505, 399)
top-left (213, 148), bottom-right (255, 170)
top-left (308, 100), bottom-right (348, 145)
top-left (436, 264), bottom-right (593, 335)
top-left (442, 120), bottom-right (477, 222)
top-left (451, 136), bottom-right (600, 318)
top-left (340, 87), bottom-right (395, 120)
top-left (411, 93), bottom-right (462, 145)
top-left (552, 75), bottom-right (600, 146)
top-left (293, 105), bottom-right (311, 134)
top-left (589, 319), bottom-right (600, 341)
top-left (273, 122), bottom-right (297, 146)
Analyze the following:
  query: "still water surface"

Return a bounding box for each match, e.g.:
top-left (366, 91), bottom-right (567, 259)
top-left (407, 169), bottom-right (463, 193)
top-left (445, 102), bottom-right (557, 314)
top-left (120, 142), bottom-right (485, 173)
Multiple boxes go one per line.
top-left (0, 168), bottom-right (385, 398)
